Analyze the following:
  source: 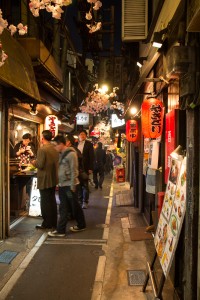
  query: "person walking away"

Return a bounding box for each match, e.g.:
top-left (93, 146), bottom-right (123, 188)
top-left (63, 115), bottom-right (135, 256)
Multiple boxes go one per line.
top-left (48, 135), bottom-right (86, 237)
top-left (77, 130), bottom-right (94, 209)
top-left (31, 130), bottom-right (59, 229)
top-left (93, 142), bottom-right (106, 189)
top-left (104, 149), bottom-right (114, 175)
top-left (65, 133), bottom-right (83, 220)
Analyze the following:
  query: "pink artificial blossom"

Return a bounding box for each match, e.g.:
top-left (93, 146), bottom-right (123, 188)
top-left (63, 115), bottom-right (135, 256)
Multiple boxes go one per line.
top-left (85, 12), bottom-right (92, 20)
top-left (8, 25), bottom-right (17, 35)
top-left (17, 23), bottom-right (28, 35)
top-left (93, 1), bottom-right (102, 10)
top-left (87, 0), bottom-right (97, 3)
top-left (0, 50), bottom-right (8, 67)
top-left (86, 21), bottom-right (102, 33)
top-left (29, 0), bottom-right (72, 19)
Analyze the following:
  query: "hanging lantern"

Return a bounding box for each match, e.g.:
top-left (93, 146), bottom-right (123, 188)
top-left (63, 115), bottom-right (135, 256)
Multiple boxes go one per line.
top-left (45, 115), bottom-right (58, 138)
top-left (126, 120), bottom-right (138, 142)
top-left (141, 98), bottom-right (164, 138)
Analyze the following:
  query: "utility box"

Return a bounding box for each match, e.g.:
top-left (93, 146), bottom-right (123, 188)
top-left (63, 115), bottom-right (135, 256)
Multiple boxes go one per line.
top-left (116, 168), bottom-right (125, 183)
top-left (166, 46), bottom-right (195, 78)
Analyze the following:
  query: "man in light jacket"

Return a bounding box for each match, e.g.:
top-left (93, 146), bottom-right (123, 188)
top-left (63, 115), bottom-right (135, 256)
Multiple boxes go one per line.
top-left (48, 135), bottom-right (86, 237)
top-left (31, 130), bottom-right (59, 229)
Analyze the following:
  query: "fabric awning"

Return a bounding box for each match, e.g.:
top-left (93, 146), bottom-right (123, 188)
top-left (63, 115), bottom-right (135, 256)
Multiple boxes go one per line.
top-left (0, 29), bottom-right (41, 102)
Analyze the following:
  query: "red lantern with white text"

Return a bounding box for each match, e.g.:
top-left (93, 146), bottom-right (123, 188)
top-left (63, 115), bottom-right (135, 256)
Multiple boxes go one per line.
top-left (141, 98), bottom-right (164, 138)
top-left (126, 120), bottom-right (138, 142)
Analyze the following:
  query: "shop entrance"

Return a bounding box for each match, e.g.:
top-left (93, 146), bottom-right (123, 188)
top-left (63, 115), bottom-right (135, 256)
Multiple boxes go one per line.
top-left (9, 117), bottom-right (39, 224)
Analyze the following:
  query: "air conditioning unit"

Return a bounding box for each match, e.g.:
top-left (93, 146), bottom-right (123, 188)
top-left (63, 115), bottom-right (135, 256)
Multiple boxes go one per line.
top-left (122, 0), bottom-right (148, 41)
top-left (166, 46), bottom-right (194, 78)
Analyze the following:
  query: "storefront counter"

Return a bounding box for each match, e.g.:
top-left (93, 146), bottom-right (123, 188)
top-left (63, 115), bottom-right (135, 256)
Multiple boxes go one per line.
top-left (10, 172), bottom-right (36, 216)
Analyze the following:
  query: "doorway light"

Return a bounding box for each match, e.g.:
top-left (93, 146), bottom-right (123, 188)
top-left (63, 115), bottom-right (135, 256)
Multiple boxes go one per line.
top-left (29, 104), bottom-right (38, 116)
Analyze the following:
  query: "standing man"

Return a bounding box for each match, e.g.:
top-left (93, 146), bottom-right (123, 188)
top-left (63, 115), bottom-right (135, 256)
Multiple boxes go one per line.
top-left (77, 130), bottom-right (94, 209)
top-left (48, 135), bottom-right (86, 237)
top-left (32, 130), bottom-right (59, 229)
top-left (93, 142), bottom-right (106, 189)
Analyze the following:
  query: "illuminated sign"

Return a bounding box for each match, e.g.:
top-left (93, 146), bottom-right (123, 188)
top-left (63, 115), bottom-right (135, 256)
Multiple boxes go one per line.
top-left (45, 115), bottom-right (58, 138)
top-left (76, 113), bottom-right (89, 125)
top-left (111, 114), bottom-right (125, 128)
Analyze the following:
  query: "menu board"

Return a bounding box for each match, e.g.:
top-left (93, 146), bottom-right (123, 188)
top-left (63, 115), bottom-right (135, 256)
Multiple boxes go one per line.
top-left (28, 177), bottom-right (41, 217)
top-left (154, 156), bottom-right (187, 277)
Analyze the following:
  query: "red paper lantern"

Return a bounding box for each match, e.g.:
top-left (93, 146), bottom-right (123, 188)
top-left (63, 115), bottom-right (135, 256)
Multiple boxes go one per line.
top-left (126, 120), bottom-right (138, 142)
top-left (141, 98), bottom-right (164, 138)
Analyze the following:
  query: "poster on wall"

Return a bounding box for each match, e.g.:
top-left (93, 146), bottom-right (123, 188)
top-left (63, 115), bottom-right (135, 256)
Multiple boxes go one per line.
top-left (28, 177), bottom-right (41, 217)
top-left (154, 156), bottom-right (187, 277)
top-left (148, 140), bottom-right (159, 169)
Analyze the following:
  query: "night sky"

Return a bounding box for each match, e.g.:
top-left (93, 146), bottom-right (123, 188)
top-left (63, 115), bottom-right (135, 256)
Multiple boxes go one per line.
top-left (64, 0), bottom-right (122, 56)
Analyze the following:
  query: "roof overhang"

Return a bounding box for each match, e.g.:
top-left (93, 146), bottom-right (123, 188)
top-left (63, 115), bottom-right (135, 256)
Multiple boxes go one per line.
top-left (0, 30), bottom-right (41, 102)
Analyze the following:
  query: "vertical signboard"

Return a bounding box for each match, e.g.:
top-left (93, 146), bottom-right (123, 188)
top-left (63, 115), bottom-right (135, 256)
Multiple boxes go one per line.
top-left (165, 110), bottom-right (176, 183)
top-left (28, 177), bottom-right (41, 217)
top-left (154, 156), bottom-right (187, 277)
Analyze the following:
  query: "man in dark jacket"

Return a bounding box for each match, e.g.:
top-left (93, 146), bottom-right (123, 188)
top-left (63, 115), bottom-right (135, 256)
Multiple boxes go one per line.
top-left (31, 130), bottom-right (59, 229)
top-left (93, 142), bottom-right (106, 189)
top-left (77, 130), bottom-right (94, 209)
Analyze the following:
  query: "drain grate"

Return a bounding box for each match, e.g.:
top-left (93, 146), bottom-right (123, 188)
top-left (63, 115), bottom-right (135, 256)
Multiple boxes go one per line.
top-left (127, 270), bottom-right (146, 286)
top-left (0, 250), bottom-right (18, 264)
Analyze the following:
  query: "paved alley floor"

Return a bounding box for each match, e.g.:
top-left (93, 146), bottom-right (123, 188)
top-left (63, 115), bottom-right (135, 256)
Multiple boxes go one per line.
top-left (0, 176), bottom-right (175, 299)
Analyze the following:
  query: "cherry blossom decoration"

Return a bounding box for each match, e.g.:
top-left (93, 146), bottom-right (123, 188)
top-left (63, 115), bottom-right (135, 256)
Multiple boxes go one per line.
top-left (0, 9), bottom-right (27, 67)
top-left (86, 0), bottom-right (102, 33)
top-left (80, 85), bottom-right (124, 116)
top-left (29, 0), bottom-right (72, 20)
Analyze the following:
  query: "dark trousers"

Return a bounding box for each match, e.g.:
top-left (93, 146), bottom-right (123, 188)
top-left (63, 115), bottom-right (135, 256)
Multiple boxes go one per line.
top-left (57, 186), bottom-right (86, 233)
top-left (93, 167), bottom-right (104, 188)
top-left (39, 186), bottom-right (57, 228)
top-left (77, 180), bottom-right (89, 204)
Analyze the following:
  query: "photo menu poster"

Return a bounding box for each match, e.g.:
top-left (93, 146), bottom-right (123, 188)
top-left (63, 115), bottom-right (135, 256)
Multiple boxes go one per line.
top-left (154, 156), bottom-right (187, 277)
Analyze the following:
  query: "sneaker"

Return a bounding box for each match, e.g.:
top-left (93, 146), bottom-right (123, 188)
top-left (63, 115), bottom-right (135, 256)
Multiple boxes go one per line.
top-left (48, 230), bottom-right (65, 237)
top-left (82, 202), bottom-right (88, 209)
top-left (70, 226), bottom-right (86, 232)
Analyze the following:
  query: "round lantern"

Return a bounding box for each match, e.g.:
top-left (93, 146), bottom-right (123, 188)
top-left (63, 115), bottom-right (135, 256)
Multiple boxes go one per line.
top-left (141, 98), bottom-right (164, 138)
top-left (126, 120), bottom-right (138, 142)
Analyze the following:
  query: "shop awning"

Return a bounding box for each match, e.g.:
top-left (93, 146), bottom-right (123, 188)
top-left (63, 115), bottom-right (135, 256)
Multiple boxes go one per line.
top-left (0, 30), bottom-right (41, 102)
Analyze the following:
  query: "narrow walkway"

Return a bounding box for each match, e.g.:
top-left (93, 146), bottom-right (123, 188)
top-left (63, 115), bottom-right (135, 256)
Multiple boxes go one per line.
top-left (0, 176), bottom-right (174, 299)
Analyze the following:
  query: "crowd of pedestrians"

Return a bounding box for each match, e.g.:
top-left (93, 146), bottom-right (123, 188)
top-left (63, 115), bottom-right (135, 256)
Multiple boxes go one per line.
top-left (28, 129), bottom-right (114, 237)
